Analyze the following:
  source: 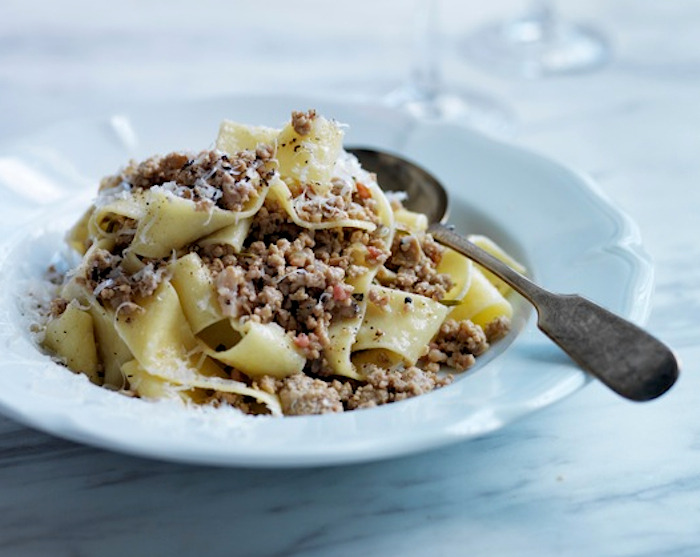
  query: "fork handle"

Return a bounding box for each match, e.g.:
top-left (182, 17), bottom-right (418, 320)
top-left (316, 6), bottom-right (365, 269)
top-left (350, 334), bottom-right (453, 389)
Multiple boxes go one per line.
top-left (428, 223), bottom-right (679, 401)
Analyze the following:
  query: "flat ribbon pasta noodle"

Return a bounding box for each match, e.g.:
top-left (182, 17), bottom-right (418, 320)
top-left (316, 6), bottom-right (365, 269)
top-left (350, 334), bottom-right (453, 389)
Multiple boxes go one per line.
top-left (43, 303), bottom-right (100, 384)
top-left (66, 207), bottom-right (94, 255)
top-left (129, 188), bottom-right (268, 259)
top-left (111, 281), bottom-right (207, 378)
top-left (89, 302), bottom-right (134, 388)
top-left (467, 234), bottom-right (527, 296)
top-left (199, 319), bottom-right (306, 379)
top-left (393, 207), bottom-right (428, 233)
top-left (437, 247), bottom-right (473, 303)
top-left (169, 252), bottom-right (223, 335)
top-left (275, 112), bottom-right (343, 196)
top-left (345, 267), bottom-right (377, 295)
top-left (216, 120), bottom-right (279, 153)
top-left (448, 267), bottom-right (513, 328)
top-left (112, 281), bottom-right (281, 413)
top-left (122, 359), bottom-right (283, 415)
top-left (351, 348), bottom-right (404, 371)
top-left (325, 306), bottom-right (367, 380)
top-left (268, 177), bottom-right (377, 232)
top-left (197, 218), bottom-right (253, 253)
top-left (219, 112), bottom-right (344, 198)
top-left (353, 285), bottom-right (449, 365)
top-left (88, 193), bottom-right (144, 244)
top-left (122, 359), bottom-right (186, 401)
top-left (52, 244), bottom-right (137, 388)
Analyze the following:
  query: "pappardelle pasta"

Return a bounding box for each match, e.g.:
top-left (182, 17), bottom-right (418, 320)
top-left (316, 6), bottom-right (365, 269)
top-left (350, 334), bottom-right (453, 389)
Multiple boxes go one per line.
top-left (37, 110), bottom-right (523, 416)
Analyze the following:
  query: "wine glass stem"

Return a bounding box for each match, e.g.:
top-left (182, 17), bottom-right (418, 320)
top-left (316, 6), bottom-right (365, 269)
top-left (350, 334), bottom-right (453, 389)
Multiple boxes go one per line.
top-left (525, 0), bottom-right (554, 22)
top-left (410, 0), bottom-right (441, 104)
top-left (522, 0), bottom-right (556, 39)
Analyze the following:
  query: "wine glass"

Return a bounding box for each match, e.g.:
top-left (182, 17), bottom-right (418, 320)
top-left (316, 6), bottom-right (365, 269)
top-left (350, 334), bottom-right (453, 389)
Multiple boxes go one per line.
top-left (384, 0), bottom-right (514, 137)
top-left (465, 1), bottom-right (610, 78)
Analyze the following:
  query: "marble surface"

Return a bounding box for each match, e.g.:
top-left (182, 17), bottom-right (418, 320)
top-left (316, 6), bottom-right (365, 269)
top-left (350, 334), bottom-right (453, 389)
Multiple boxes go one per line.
top-left (1, 0), bottom-right (699, 555)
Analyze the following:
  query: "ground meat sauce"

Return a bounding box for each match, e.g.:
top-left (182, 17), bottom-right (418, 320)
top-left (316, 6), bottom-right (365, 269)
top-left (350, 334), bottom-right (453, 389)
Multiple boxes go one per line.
top-left (199, 199), bottom-right (390, 362)
top-left (44, 115), bottom-right (513, 417)
top-left (293, 178), bottom-right (380, 224)
top-left (238, 366), bottom-right (452, 415)
top-left (200, 191), bottom-right (509, 415)
top-left (382, 233), bottom-right (453, 301)
top-left (420, 319), bottom-right (489, 372)
top-left (99, 147), bottom-right (275, 213)
top-left (75, 148), bottom-right (276, 317)
top-left (78, 248), bottom-right (169, 319)
top-left (291, 109), bottom-right (316, 136)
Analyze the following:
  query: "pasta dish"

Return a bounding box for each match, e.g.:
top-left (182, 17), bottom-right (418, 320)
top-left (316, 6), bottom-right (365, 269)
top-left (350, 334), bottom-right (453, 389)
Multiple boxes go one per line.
top-left (36, 110), bottom-right (520, 416)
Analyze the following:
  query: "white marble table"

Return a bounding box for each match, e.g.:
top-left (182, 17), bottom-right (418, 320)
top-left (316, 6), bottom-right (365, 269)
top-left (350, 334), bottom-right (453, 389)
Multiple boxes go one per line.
top-left (1, 1), bottom-right (699, 555)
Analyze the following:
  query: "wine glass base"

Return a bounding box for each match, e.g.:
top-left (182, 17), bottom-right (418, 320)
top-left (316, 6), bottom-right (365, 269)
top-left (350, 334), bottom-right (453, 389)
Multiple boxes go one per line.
top-left (384, 85), bottom-right (515, 138)
top-left (465, 18), bottom-right (610, 78)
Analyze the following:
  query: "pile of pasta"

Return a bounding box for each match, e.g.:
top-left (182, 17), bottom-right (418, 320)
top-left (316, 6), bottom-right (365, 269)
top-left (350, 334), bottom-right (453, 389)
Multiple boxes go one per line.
top-left (39, 110), bottom-right (522, 416)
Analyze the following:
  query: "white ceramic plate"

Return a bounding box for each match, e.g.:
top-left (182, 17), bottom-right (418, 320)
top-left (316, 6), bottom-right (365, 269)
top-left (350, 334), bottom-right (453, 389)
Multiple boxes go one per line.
top-left (0, 94), bottom-right (652, 467)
